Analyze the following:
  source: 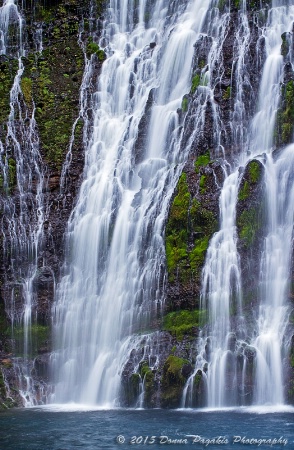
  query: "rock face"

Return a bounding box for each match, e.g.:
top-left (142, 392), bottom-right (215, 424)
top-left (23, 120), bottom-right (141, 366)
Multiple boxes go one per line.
top-left (0, 0), bottom-right (104, 408)
top-left (120, 1), bottom-right (294, 408)
top-left (0, 0), bottom-right (293, 409)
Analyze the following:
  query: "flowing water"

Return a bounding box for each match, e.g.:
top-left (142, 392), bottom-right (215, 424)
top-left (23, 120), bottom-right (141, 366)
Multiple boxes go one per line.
top-left (183, 1), bottom-right (294, 408)
top-left (1, 0), bottom-right (293, 412)
top-left (52, 0), bottom-right (212, 405)
top-left (0, 0), bottom-right (47, 405)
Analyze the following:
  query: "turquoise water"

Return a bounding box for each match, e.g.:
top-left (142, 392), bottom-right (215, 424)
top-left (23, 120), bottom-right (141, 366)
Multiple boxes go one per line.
top-left (0, 407), bottom-right (293, 449)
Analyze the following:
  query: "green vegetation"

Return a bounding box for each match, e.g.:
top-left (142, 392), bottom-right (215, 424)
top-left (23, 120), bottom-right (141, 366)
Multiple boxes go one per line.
top-left (12, 324), bottom-right (50, 357)
top-left (189, 199), bottom-right (217, 271)
top-left (165, 174), bottom-right (217, 283)
top-left (199, 174), bottom-right (206, 193)
top-left (163, 309), bottom-right (205, 339)
top-left (21, 77), bottom-right (33, 105)
top-left (86, 37), bottom-right (106, 61)
top-left (139, 362), bottom-right (155, 406)
top-left (161, 356), bottom-right (190, 407)
top-left (165, 173), bottom-right (190, 279)
top-left (21, 36), bottom-right (85, 169)
top-left (276, 80), bottom-right (294, 145)
top-left (181, 97), bottom-right (188, 112)
top-left (191, 74), bottom-right (201, 94)
top-left (223, 86), bottom-right (231, 100)
top-left (238, 180), bottom-right (249, 201)
top-left (194, 370), bottom-right (202, 387)
top-left (248, 160), bottom-right (261, 183)
top-left (238, 160), bottom-right (261, 201)
top-left (237, 207), bottom-right (260, 247)
top-left (0, 59), bottom-right (18, 130)
top-left (195, 152), bottom-right (210, 172)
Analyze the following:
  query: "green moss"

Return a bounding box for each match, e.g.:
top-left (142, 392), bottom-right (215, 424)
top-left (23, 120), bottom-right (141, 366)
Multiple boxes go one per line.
top-left (165, 174), bottom-right (217, 284)
top-left (22, 39), bottom-right (85, 169)
top-left (189, 235), bottom-right (210, 270)
top-left (163, 356), bottom-right (189, 379)
top-left (0, 59), bottom-right (18, 130)
top-left (195, 153), bottom-right (210, 172)
top-left (199, 174), bottom-right (206, 193)
top-left (191, 74), bottom-right (201, 94)
top-left (238, 161), bottom-right (261, 201)
top-left (248, 160), bottom-right (261, 183)
top-left (189, 199), bottom-right (217, 271)
top-left (238, 180), bottom-right (250, 201)
top-left (218, 0), bottom-right (226, 11)
top-left (276, 80), bottom-right (294, 146)
top-left (163, 309), bottom-right (205, 339)
top-left (194, 371), bottom-right (202, 387)
top-left (237, 207), bottom-right (260, 247)
top-left (139, 362), bottom-right (154, 406)
top-left (86, 37), bottom-right (106, 61)
top-left (165, 173), bottom-right (190, 278)
top-left (12, 324), bottom-right (50, 357)
top-left (223, 86), bottom-right (231, 100)
top-left (21, 77), bottom-right (33, 105)
top-left (161, 356), bottom-right (190, 407)
top-left (182, 97), bottom-right (188, 112)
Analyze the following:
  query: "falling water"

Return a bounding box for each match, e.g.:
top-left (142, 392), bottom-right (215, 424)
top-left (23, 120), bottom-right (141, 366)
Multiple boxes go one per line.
top-left (253, 148), bottom-right (294, 404)
top-left (52, 0), bottom-right (211, 405)
top-left (183, 0), bottom-right (294, 408)
top-left (0, 0), bottom-right (47, 405)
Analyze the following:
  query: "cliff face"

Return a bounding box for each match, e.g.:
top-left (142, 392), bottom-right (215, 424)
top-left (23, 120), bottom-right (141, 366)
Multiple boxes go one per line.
top-left (121, 1), bottom-right (294, 408)
top-left (0, 0), bottom-right (293, 409)
top-left (0, 0), bottom-right (104, 408)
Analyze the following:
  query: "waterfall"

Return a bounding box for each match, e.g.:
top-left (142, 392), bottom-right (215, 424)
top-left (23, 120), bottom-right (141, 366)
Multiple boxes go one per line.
top-left (0, 0), bottom-right (47, 405)
top-left (182, 0), bottom-right (294, 408)
top-left (253, 148), bottom-right (294, 405)
top-left (51, 0), bottom-right (211, 405)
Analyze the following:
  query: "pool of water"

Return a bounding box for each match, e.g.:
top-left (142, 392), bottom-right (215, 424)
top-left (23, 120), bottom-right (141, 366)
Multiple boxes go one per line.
top-left (0, 405), bottom-right (293, 449)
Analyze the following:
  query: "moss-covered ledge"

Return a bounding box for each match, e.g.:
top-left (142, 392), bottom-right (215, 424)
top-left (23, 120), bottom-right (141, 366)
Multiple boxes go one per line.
top-left (161, 356), bottom-right (190, 408)
top-left (165, 159), bottom-right (218, 311)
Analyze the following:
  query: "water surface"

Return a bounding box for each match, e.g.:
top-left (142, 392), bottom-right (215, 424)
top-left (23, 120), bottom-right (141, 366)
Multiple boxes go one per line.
top-left (0, 407), bottom-right (293, 449)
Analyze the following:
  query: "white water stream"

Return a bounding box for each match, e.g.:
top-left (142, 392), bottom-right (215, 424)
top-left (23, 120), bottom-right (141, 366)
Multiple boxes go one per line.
top-left (0, 0), bottom-right (47, 406)
top-left (183, 0), bottom-right (294, 408)
top-left (52, 0), bottom-right (211, 405)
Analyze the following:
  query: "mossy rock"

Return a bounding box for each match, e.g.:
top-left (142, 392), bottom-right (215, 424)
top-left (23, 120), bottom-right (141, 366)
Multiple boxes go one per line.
top-left (237, 159), bottom-right (264, 247)
top-left (275, 80), bottom-right (294, 146)
top-left (162, 309), bottom-right (205, 340)
top-left (86, 37), bottom-right (106, 61)
top-left (0, 58), bottom-right (18, 133)
top-left (11, 324), bottom-right (50, 357)
top-left (165, 173), bottom-right (190, 280)
top-left (165, 172), bottom-right (217, 284)
top-left (139, 361), bottom-right (155, 407)
top-left (161, 356), bottom-right (189, 408)
top-left (21, 36), bottom-right (85, 169)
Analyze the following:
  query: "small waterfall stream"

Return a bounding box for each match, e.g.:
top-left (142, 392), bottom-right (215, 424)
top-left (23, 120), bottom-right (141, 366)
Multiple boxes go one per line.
top-left (0, 0), bottom-right (47, 405)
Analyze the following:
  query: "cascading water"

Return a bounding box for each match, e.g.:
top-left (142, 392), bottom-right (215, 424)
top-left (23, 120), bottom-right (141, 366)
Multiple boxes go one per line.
top-left (183, 0), bottom-right (294, 408)
top-left (52, 0), bottom-right (212, 405)
top-left (0, 0), bottom-right (47, 405)
top-left (253, 148), bottom-right (294, 405)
